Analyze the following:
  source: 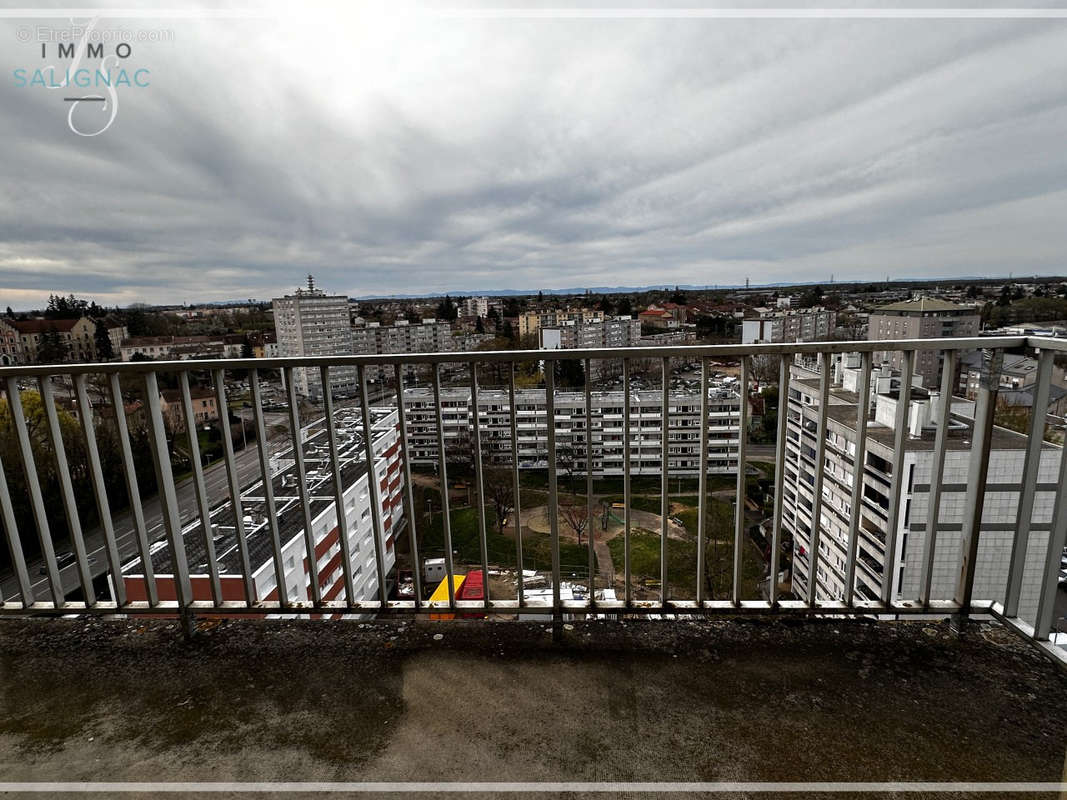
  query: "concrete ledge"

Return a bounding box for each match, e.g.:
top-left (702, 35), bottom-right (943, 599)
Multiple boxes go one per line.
top-left (0, 617), bottom-right (1065, 798)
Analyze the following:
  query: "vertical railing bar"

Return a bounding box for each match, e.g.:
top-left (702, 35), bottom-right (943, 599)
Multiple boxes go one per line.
top-left (546, 362), bottom-right (561, 610)
top-left (213, 369), bottom-right (255, 606)
top-left (1034, 423), bottom-right (1067, 639)
top-left (321, 365), bottom-right (357, 607)
top-left (285, 367), bottom-right (322, 607)
top-left (732, 355), bottom-right (750, 607)
top-left (143, 371), bottom-right (193, 612)
top-left (5, 377), bottom-right (62, 605)
top-left (0, 451), bottom-right (33, 605)
top-left (843, 351), bottom-right (873, 608)
top-left (249, 369), bottom-right (288, 608)
top-left (178, 371), bottom-right (222, 606)
top-left (110, 372), bottom-right (157, 606)
top-left (881, 349), bottom-right (915, 607)
top-left (954, 349), bottom-right (1000, 611)
top-left (696, 357), bottom-right (709, 605)
top-left (1003, 348), bottom-right (1052, 618)
top-left (393, 364), bottom-right (422, 609)
top-left (469, 362), bottom-right (491, 610)
top-left (805, 354), bottom-right (832, 607)
top-left (74, 373), bottom-right (126, 607)
top-left (357, 364), bottom-right (389, 607)
top-left (431, 364), bottom-right (456, 609)
top-left (623, 358), bottom-right (632, 607)
top-left (585, 358), bottom-right (595, 606)
top-left (660, 357), bottom-right (669, 606)
top-left (918, 349), bottom-right (958, 609)
top-left (509, 362), bottom-right (524, 606)
top-left (767, 357), bottom-right (791, 608)
top-left (38, 375), bottom-right (95, 605)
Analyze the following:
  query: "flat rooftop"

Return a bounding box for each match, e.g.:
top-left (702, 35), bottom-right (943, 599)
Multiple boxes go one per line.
top-left (0, 618), bottom-right (1064, 796)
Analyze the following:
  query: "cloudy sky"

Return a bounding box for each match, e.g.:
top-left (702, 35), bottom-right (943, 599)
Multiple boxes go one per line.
top-left (2, 1), bottom-right (1067, 308)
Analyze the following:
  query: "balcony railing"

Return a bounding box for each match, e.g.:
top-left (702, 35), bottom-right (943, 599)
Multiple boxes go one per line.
top-left (0, 336), bottom-right (1065, 665)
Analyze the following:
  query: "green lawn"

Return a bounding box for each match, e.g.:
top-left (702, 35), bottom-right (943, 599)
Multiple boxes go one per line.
top-left (421, 506), bottom-right (589, 577)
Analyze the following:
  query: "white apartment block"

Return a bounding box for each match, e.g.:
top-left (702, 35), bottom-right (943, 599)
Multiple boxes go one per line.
top-left (517, 308), bottom-right (605, 338)
top-left (783, 356), bottom-right (1061, 623)
top-left (740, 307), bottom-right (837, 345)
top-left (539, 317), bottom-right (641, 351)
top-left (122, 407), bottom-right (403, 617)
top-left (401, 385), bottom-right (744, 476)
top-left (272, 277), bottom-right (356, 399)
top-left (461, 296), bottom-right (490, 317)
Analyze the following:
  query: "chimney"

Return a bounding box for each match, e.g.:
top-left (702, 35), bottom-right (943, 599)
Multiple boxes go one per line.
top-left (909, 399), bottom-right (927, 438)
top-left (928, 391), bottom-right (940, 426)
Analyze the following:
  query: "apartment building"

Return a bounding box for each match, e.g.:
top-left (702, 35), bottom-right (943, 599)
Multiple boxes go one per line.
top-left (867, 297), bottom-right (980, 389)
top-left (538, 317), bottom-right (641, 350)
top-left (517, 308), bottom-right (604, 338)
top-left (460, 296), bottom-right (490, 318)
top-left (272, 276), bottom-right (357, 399)
top-left (401, 385), bottom-right (744, 476)
top-left (782, 357), bottom-right (1060, 621)
top-left (158, 387), bottom-right (220, 431)
top-left (352, 318), bottom-right (454, 382)
top-left (740, 307), bottom-right (837, 345)
top-left (121, 407), bottom-right (404, 616)
top-left (0, 320), bottom-right (19, 365)
top-left (1, 316), bottom-right (97, 363)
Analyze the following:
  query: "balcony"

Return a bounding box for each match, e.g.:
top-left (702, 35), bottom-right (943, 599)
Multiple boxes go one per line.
top-left (1, 337), bottom-right (1066, 664)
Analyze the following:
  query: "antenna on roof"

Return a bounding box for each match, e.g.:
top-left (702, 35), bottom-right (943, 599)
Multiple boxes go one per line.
top-left (307, 274), bottom-right (316, 292)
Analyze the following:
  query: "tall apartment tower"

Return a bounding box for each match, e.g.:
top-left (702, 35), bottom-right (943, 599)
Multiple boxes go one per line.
top-left (867, 297), bottom-right (980, 389)
top-left (273, 275), bottom-right (356, 399)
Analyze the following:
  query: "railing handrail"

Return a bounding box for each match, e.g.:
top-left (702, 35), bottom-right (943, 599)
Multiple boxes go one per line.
top-left (0, 335), bottom-right (1055, 378)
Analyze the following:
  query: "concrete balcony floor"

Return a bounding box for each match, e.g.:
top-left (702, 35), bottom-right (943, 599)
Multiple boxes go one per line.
top-left (0, 617), bottom-right (1065, 799)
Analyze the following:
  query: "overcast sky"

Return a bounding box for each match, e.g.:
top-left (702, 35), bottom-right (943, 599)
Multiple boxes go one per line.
top-left (2, 2), bottom-right (1067, 308)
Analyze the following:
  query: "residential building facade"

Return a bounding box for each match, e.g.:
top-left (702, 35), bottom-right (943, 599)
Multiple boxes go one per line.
top-left (273, 276), bottom-right (357, 399)
top-left (740, 307), bottom-right (837, 345)
top-left (867, 297), bottom-right (980, 389)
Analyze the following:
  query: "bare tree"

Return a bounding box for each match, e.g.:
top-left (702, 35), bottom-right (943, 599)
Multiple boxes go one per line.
top-left (750, 354), bottom-right (780, 387)
top-left (559, 500), bottom-right (590, 546)
top-left (481, 467), bottom-right (515, 532)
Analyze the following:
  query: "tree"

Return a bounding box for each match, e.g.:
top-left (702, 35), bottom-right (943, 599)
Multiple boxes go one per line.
top-left (481, 467), bottom-right (515, 533)
top-left (616, 296), bottom-right (633, 317)
top-left (36, 327), bottom-right (70, 364)
top-left (93, 320), bottom-right (114, 361)
top-left (559, 500), bottom-right (590, 546)
top-left (669, 286), bottom-right (687, 304)
top-left (436, 295), bottom-right (458, 322)
top-left (475, 317), bottom-right (485, 334)
top-left (553, 358), bottom-right (585, 389)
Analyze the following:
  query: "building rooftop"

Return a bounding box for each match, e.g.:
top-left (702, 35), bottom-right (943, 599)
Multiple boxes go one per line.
top-left (874, 296), bottom-right (978, 314)
top-left (0, 617), bottom-right (1063, 789)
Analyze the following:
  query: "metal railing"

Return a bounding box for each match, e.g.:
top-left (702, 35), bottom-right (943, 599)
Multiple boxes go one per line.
top-left (0, 336), bottom-right (1065, 662)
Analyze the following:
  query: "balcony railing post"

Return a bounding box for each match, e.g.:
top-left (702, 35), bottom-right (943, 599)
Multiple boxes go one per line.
top-left (357, 364), bottom-right (389, 608)
top-left (805, 354), bottom-right (832, 607)
top-left (38, 374), bottom-right (96, 605)
top-left (285, 367), bottom-right (322, 608)
top-left (1003, 348), bottom-right (1053, 618)
top-left (660, 356), bottom-right (669, 605)
top-left (918, 350), bottom-right (957, 609)
top-left (178, 371), bottom-right (222, 606)
top-left (110, 373), bottom-right (158, 606)
top-left (143, 371), bottom-right (193, 626)
top-left (250, 369), bottom-right (289, 609)
top-left (213, 370), bottom-right (255, 606)
top-left (468, 361), bottom-right (491, 611)
top-left (393, 364), bottom-right (422, 609)
top-left (546, 362), bottom-right (561, 612)
top-left (0, 449), bottom-right (33, 606)
top-left (508, 362), bottom-right (524, 606)
top-left (74, 372), bottom-right (126, 607)
top-left (732, 355), bottom-right (750, 607)
top-left (623, 358), bottom-right (632, 607)
top-left (881, 349), bottom-right (915, 607)
top-left (844, 352), bottom-right (872, 607)
top-left (431, 364), bottom-right (456, 610)
top-left (585, 357), bottom-right (595, 606)
top-left (767, 356), bottom-right (791, 608)
top-left (954, 348), bottom-right (1001, 613)
top-left (696, 357), bottom-right (709, 605)
top-left (321, 366), bottom-right (358, 608)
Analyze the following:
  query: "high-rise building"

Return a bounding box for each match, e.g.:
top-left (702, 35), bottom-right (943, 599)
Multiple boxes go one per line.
top-left (517, 308), bottom-right (605, 339)
top-left (272, 275), bottom-right (356, 399)
top-left (538, 317), bottom-right (641, 350)
top-left (401, 385), bottom-right (744, 476)
top-left (782, 356), bottom-right (1060, 620)
top-left (740, 307), bottom-right (837, 345)
top-left (351, 318), bottom-right (454, 383)
top-left (121, 406), bottom-right (404, 617)
top-left (867, 297), bottom-right (980, 389)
